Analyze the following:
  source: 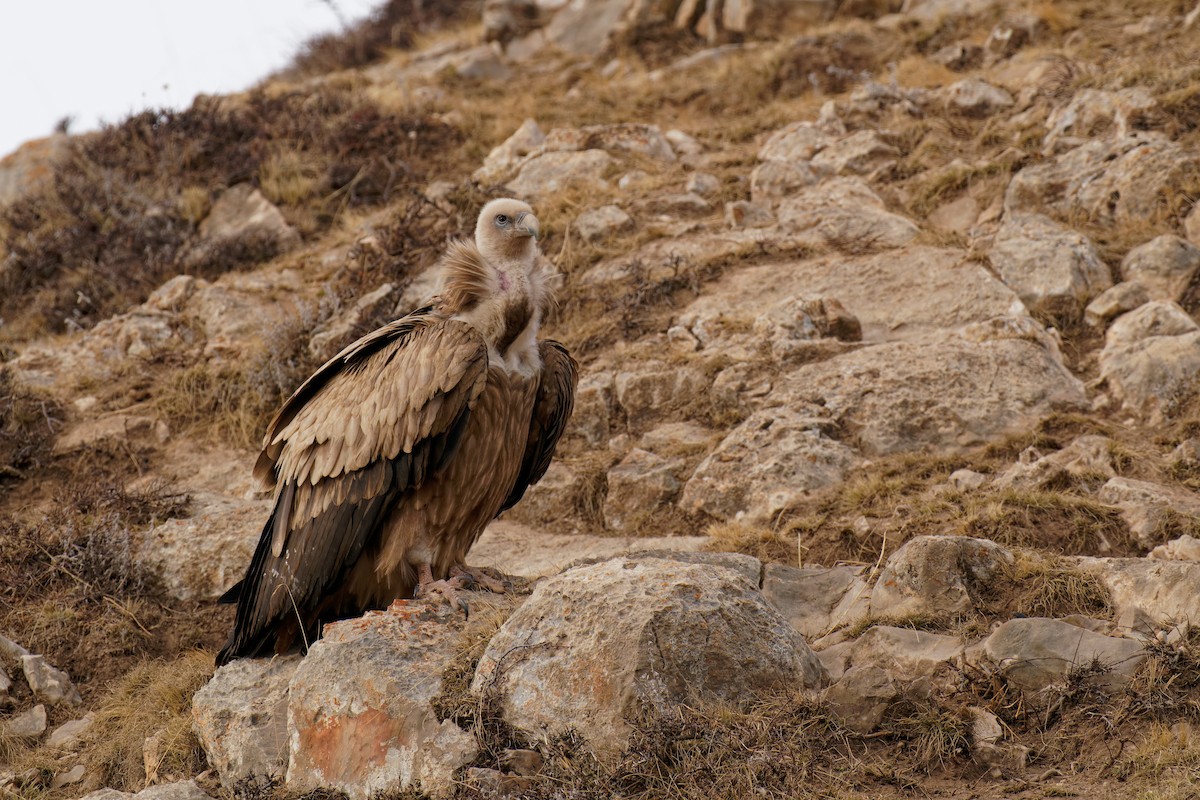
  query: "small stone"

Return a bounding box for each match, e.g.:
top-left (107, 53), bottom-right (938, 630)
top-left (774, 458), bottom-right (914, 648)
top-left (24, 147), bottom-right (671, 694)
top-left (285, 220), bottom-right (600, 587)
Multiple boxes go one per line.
top-left (685, 172), bottom-right (720, 196)
top-left (4, 704), bottom-right (47, 739)
top-left (949, 469), bottom-right (988, 491)
top-left (945, 78), bottom-right (1014, 115)
top-left (666, 325), bottom-right (701, 352)
top-left (824, 665), bottom-right (898, 734)
top-left (603, 449), bottom-right (686, 532)
top-left (870, 536), bottom-right (1014, 619)
top-left (665, 129), bottom-right (703, 156)
top-left (22, 654), bottom-right (82, 706)
top-left (967, 707), bottom-right (1002, 746)
top-left (618, 170), bottom-right (651, 190)
top-left (724, 200), bottom-right (774, 229)
top-left (500, 748), bottom-right (544, 776)
top-left (50, 765), bottom-right (86, 790)
top-left (1085, 282), bottom-right (1149, 328)
top-left (976, 617), bottom-right (1145, 691)
top-left (643, 192), bottom-right (711, 217)
top-left (574, 205), bottom-right (633, 243)
top-left (46, 714), bottom-right (94, 750)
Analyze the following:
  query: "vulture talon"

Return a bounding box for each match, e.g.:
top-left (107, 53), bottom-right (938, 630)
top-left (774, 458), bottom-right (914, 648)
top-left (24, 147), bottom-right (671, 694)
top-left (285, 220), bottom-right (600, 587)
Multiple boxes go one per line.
top-left (449, 564), bottom-right (510, 594)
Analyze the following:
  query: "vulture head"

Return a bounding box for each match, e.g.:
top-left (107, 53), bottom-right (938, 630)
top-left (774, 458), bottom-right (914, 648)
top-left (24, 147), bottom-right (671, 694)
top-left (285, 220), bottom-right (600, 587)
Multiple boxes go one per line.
top-left (476, 197), bottom-right (540, 263)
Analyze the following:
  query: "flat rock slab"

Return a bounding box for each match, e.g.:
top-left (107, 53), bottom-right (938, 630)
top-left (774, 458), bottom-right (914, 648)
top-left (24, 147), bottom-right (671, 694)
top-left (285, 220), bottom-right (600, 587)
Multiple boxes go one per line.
top-left (470, 521), bottom-right (710, 578)
top-left (975, 617), bottom-right (1144, 691)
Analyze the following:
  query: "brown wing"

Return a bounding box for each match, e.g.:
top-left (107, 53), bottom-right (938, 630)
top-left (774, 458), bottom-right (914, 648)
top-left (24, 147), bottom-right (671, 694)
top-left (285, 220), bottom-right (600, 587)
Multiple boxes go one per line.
top-left (217, 309), bottom-right (489, 664)
top-left (499, 340), bottom-right (578, 513)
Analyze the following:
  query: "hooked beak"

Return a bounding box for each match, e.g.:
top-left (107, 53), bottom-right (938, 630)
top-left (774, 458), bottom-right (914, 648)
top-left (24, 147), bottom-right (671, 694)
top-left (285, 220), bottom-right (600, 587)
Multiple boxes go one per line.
top-left (514, 211), bottom-right (540, 240)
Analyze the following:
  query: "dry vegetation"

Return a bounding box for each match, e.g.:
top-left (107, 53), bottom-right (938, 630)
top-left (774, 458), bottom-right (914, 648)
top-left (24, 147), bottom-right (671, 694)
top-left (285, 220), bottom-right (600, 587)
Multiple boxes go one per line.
top-left (3, 0), bottom-right (1200, 798)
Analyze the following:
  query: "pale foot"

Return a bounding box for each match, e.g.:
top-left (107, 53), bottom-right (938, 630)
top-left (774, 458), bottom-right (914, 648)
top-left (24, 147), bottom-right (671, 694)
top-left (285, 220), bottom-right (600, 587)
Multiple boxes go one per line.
top-left (415, 563), bottom-right (470, 616)
top-left (449, 564), bottom-right (512, 594)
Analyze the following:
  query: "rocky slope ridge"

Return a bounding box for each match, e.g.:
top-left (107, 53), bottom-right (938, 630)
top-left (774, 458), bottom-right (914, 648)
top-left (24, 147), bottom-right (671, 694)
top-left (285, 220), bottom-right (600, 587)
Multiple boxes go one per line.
top-left (4, 0), bottom-right (1200, 798)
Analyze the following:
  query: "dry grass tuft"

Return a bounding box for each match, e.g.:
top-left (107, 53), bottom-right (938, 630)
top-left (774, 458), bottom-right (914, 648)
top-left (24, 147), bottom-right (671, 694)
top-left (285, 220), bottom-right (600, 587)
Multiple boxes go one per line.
top-left (0, 87), bottom-right (462, 337)
top-left (0, 369), bottom-right (64, 483)
top-left (984, 551), bottom-right (1112, 620)
top-left (82, 651), bottom-right (214, 790)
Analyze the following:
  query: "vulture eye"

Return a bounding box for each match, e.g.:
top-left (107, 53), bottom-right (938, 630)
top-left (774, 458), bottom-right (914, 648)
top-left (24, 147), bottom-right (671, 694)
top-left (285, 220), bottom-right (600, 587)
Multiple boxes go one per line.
top-left (495, 214), bottom-right (509, 226)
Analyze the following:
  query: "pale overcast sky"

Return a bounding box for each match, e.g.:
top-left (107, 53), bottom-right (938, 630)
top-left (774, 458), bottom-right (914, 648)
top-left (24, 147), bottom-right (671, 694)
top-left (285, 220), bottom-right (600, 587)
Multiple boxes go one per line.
top-left (0, 0), bottom-right (383, 158)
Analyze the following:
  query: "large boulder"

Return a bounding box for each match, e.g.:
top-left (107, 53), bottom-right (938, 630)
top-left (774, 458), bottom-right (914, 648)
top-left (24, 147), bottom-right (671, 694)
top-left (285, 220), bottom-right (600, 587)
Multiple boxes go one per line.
top-left (987, 212), bottom-right (1111, 322)
top-left (504, 149), bottom-right (614, 200)
top-left (286, 602), bottom-right (502, 800)
top-left (472, 554), bottom-right (827, 760)
top-left (1096, 477), bottom-right (1200, 547)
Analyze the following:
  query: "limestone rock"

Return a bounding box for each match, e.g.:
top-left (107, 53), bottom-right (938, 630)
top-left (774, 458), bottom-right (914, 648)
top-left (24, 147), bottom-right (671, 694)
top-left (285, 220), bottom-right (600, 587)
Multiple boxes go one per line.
top-left (78, 791), bottom-right (133, 800)
top-left (0, 133), bottom-right (68, 207)
top-left (638, 421), bottom-right (720, 454)
top-left (505, 149), bottom-right (614, 199)
top-left (1120, 235), bottom-right (1200, 303)
top-left (849, 626), bottom-right (965, 679)
top-left (928, 195), bottom-right (980, 235)
top-left (4, 704), bottom-right (47, 739)
top-left (22, 654), bottom-right (82, 707)
top-left (192, 655), bottom-right (300, 788)
top-left (1005, 134), bottom-right (1200, 226)
top-left (762, 564), bottom-right (870, 639)
top-left (823, 664), bottom-right (898, 734)
top-left (50, 764), bottom-right (86, 790)
top-left (994, 435), bottom-right (1116, 491)
top-left (750, 158), bottom-right (819, 203)
top-left (129, 780), bottom-right (212, 800)
top-left (1073, 557), bottom-right (1200, 630)
top-left (1104, 300), bottom-right (1199, 349)
top-left (870, 536), bottom-right (1014, 619)
top-left (1098, 303), bottom-right (1200, 421)
top-left (474, 119), bottom-right (546, 184)
top-left (944, 78), bottom-right (1014, 116)
top-left (685, 172), bottom-right (720, 196)
top-left (680, 406), bottom-right (859, 523)
top-left (53, 414), bottom-right (170, 455)
top-left (988, 212), bottom-right (1111, 322)
top-left (776, 178), bottom-right (918, 251)
top-left (136, 493), bottom-right (271, 602)
top-left (542, 123), bottom-right (676, 163)
top-left (287, 603), bottom-right (496, 799)
top-left (574, 205), bottom-right (633, 242)
top-left (473, 554), bottom-right (827, 760)
top-left (1042, 88), bottom-right (1160, 153)
top-left (308, 283), bottom-right (396, 359)
top-left (1085, 282), bottom-right (1149, 328)
top-left (1150, 535), bottom-right (1200, 562)
top-left (183, 184), bottom-right (299, 270)
top-left (641, 192), bottom-right (711, 217)
top-left (810, 131), bottom-right (899, 177)
top-left (603, 449), bottom-right (686, 531)
top-left (614, 362), bottom-right (709, 426)
top-left (725, 200), bottom-right (775, 228)
top-left (569, 372), bottom-right (614, 444)
top-left (779, 318), bottom-right (1087, 455)
top-left (976, 618), bottom-right (1144, 691)
top-left (46, 714), bottom-right (93, 750)
top-left (470, 521), bottom-right (706, 578)
top-left (678, 246), bottom-right (1025, 347)
top-left (1097, 477), bottom-right (1200, 546)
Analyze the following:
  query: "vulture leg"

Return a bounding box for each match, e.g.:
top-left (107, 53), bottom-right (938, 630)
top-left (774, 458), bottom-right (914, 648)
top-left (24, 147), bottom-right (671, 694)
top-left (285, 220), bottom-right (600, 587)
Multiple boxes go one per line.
top-left (449, 564), bottom-right (512, 594)
top-left (416, 563), bottom-right (471, 616)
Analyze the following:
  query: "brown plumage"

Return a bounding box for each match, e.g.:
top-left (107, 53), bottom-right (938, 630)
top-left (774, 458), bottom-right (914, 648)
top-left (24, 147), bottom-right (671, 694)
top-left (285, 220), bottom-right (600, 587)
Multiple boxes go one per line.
top-left (217, 198), bottom-right (577, 664)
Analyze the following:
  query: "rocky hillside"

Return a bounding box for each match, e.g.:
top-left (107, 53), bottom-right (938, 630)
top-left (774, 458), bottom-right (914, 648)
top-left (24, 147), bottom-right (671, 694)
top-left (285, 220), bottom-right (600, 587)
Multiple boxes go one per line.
top-left (4, 0), bottom-right (1200, 798)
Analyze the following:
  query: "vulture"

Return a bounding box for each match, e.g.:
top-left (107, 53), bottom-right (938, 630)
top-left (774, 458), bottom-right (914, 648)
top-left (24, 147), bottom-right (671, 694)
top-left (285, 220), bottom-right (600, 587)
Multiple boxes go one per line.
top-left (216, 198), bottom-right (577, 665)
